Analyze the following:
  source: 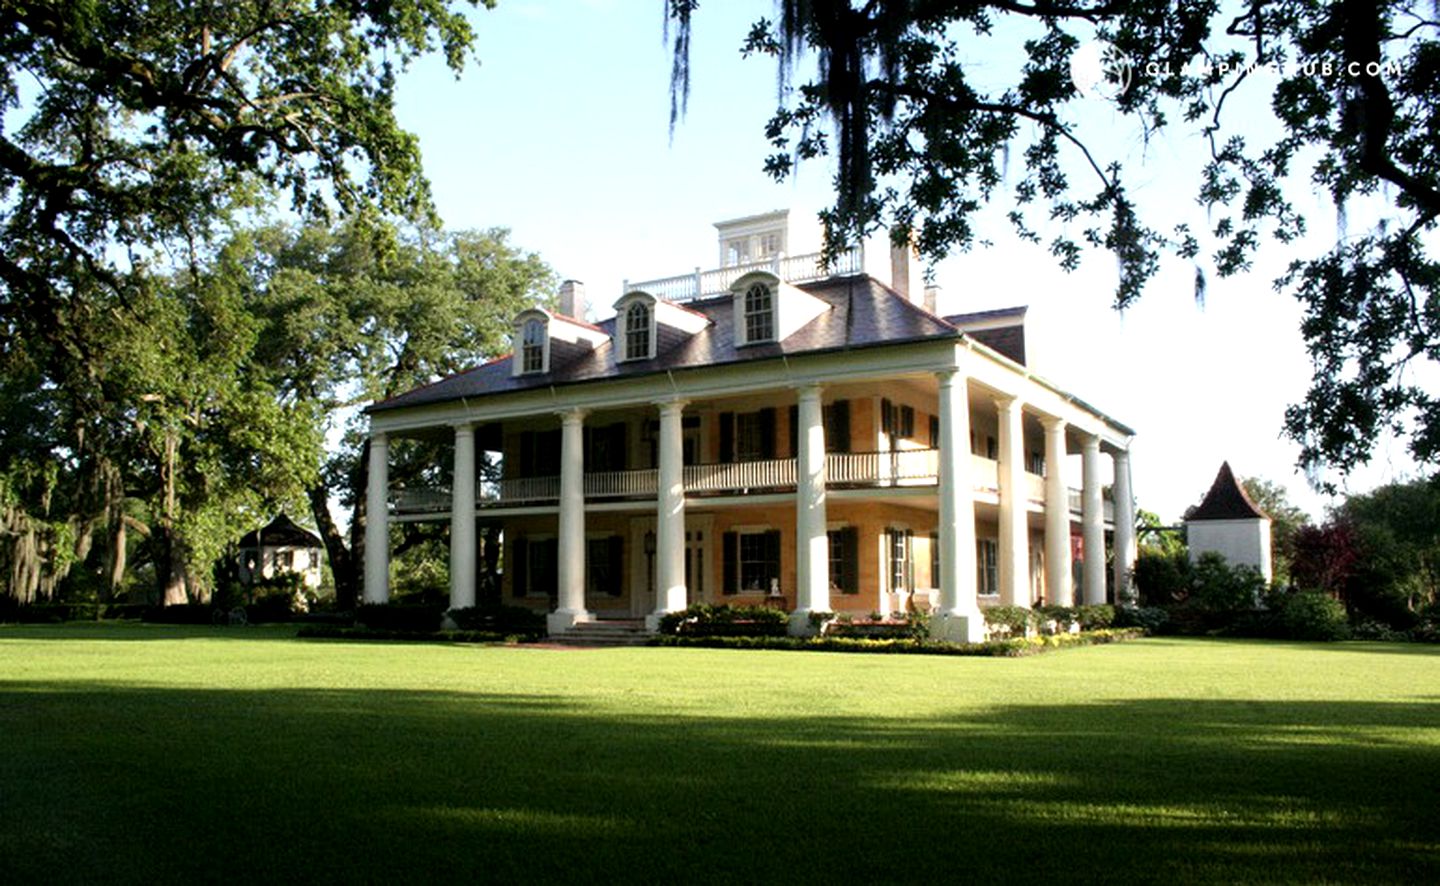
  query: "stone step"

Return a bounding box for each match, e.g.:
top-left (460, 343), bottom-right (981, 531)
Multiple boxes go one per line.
top-left (551, 620), bottom-right (653, 647)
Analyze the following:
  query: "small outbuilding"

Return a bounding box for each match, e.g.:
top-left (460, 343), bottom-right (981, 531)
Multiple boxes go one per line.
top-left (237, 514), bottom-right (324, 589)
top-left (1185, 462), bottom-right (1272, 583)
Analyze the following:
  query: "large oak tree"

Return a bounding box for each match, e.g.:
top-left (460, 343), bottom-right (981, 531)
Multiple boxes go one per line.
top-left (666, 1), bottom-right (1440, 482)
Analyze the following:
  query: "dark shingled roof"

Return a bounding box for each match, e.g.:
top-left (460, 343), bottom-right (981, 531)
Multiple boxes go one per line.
top-left (238, 514), bottom-right (322, 549)
top-left (1188, 462), bottom-right (1269, 521)
top-left (370, 275), bottom-right (964, 413)
top-left (944, 306), bottom-right (1027, 365)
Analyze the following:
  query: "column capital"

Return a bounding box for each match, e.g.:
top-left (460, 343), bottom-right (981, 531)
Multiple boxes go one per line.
top-left (1080, 431), bottom-right (1101, 453)
top-left (993, 392), bottom-right (1022, 412)
top-left (654, 398), bottom-right (689, 415)
top-left (370, 430), bottom-right (389, 446)
top-left (1039, 414), bottom-right (1067, 433)
top-left (559, 408), bottom-right (588, 426)
top-left (452, 422), bottom-right (475, 436)
top-left (794, 382), bottom-right (824, 401)
top-left (934, 368), bottom-right (959, 386)
top-left (1112, 447), bottom-right (1131, 466)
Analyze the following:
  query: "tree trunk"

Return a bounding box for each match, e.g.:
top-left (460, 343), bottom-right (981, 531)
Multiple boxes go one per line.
top-left (308, 482), bottom-right (357, 610)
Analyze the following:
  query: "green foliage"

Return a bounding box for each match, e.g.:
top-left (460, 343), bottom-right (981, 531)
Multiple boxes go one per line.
top-left (355, 603), bottom-right (444, 634)
top-left (1075, 605), bottom-right (1117, 630)
top-left (1240, 477), bottom-right (1311, 583)
top-left (657, 603), bottom-right (789, 637)
top-left (982, 605), bottom-right (1035, 637)
top-left (1133, 549), bottom-right (1192, 606)
top-left (1280, 592), bottom-right (1352, 642)
top-left (651, 629), bottom-right (1147, 656)
top-left (1114, 605), bottom-right (1171, 633)
top-left (1188, 553), bottom-right (1266, 614)
top-left (668, 2), bottom-right (1440, 477)
top-left (446, 605), bottom-right (545, 637)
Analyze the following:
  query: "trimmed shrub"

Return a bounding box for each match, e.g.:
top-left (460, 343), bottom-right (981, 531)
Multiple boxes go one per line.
top-left (1075, 604), bottom-right (1116, 630)
top-left (657, 603), bottom-right (789, 637)
top-left (1133, 549), bottom-right (1191, 606)
top-left (355, 603), bottom-right (444, 633)
top-left (983, 605), bottom-right (1035, 638)
top-left (650, 628), bottom-right (1146, 656)
top-left (1189, 553), bottom-right (1266, 613)
top-left (1114, 605), bottom-right (1169, 633)
top-left (1280, 592), bottom-right (1351, 641)
top-left (1035, 605), bottom-right (1077, 633)
top-left (447, 605), bottom-right (545, 638)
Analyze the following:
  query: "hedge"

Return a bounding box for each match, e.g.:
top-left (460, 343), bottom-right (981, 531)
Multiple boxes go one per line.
top-left (649, 628), bottom-right (1146, 656)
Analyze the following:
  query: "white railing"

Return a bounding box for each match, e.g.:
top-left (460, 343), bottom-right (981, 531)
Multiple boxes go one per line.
top-left (972, 454), bottom-right (999, 494)
top-left (391, 488), bottom-right (452, 515)
top-left (624, 245), bottom-right (865, 302)
top-left (498, 476), bottom-right (560, 502)
top-left (585, 469), bottom-right (658, 498)
top-left (1026, 472), bottom-right (1047, 503)
top-left (684, 458), bottom-right (796, 493)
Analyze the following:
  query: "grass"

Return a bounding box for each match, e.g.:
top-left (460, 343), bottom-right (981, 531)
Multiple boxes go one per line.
top-left (1, 624), bottom-right (1437, 884)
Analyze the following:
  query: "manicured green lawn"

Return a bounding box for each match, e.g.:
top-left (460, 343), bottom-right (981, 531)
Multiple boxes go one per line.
top-left (1, 624), bottom-right (1437, 884)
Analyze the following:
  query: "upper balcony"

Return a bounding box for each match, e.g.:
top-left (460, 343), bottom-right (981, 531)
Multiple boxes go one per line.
top-left (390, 448), bottom-right (1114, 521)
top-left (623, 245), bottom-right (865, 302)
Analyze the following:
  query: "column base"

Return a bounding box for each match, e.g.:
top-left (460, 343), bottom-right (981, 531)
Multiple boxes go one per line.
top-left (546, 609), bottom-right (594, 636)
top-left (788, 609), bottom-right (832, 637)
top-left (929, 611), bottom-right (984, 644)
top-left (644, 610), bottom-right (677, 633)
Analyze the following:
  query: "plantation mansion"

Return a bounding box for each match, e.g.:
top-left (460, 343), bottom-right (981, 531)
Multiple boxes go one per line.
top-left (363, 211), bottom-right (1136, 641)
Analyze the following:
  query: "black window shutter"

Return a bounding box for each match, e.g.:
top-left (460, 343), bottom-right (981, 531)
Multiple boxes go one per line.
top-left (611, 423), bottom-right (628, 471)
top-left (541, 429), bottom-right (562, 475)
top-left (881, 398), bottom-right (894, 434)
top-left (901, 405), bottom-right (915, 439)
top-left (519, 431), bottom-right (535, 477)
top-left (722, 532), bottom-right (738, 595)
top-left (719, 412), bottom-right (735, 463)
top-left (759, 408), bottom-right (776, 459)
top-left (764, 529), bottom-right (782, 587)
top-left (829, 399), bottom-right (851, 453)
top-left (930, 532), bottom-right (940, 589)
top-left (841, 526), bottom-right (859, 594)
top-left (542, 538), bottom-right (559, 602)
top-left (929, 415), bottom-right (940, 448)
top-left (788, 404), bottom-right (799, 458)
top-left (582, 425), bottom-right (593, 470)
top-left (511, 536), bottom-right (528, 597)
top-left (607, 536), bottom-right (624, 596)
top-left (905, 529), bottom-right (915, 589)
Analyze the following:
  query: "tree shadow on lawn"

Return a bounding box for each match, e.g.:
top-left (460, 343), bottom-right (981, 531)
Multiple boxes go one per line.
top-left (0, 682), bottom-right (1435, 885)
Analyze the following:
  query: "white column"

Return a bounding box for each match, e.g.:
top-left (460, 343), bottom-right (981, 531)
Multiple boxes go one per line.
top-left (1112, 448), bottom-right (1136, 605)
top-left (1081, 433), bottom-right (1106, 605)
top-left (995, 394), bottom-right (1030, 608)
top-left (648, 400), bottom-right (688, 630)
top-left (931, 368), bottom-right (981, 643)
top-left (791, 384), bottom-right (830, 634)
top-left (449, 423), bottom-right (477, 611)
top-left (549, 409), bottom-right (591, 633)
top-left (1042, 417), bottom-right (1073, 607)
top-left (363, 432), bottom-right (390, 604)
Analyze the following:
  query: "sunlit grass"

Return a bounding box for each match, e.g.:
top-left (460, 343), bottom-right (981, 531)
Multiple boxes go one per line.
top-left (1, 625), bottom-right (1437, 883)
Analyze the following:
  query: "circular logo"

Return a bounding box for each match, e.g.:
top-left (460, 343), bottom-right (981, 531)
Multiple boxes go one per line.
top-left (1070, 40), bottom-right (1134, 101)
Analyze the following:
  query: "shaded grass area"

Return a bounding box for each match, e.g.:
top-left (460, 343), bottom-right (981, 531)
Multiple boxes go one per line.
top-left (1, 625), bottom-right (1438, 884)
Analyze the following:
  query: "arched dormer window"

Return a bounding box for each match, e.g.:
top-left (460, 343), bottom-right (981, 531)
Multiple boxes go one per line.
top-left (742, 281), bottom-right (775, 344)
top-left (624, 300), bottom-right (653, 361)
top-left (520, 317), bottom-right (547, 374)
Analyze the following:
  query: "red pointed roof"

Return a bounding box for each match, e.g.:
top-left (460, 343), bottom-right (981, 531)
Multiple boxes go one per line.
top-left (1188, 462), bottom-right (1268, 521)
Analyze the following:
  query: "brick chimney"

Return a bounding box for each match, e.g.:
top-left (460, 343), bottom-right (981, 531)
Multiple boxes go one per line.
top-left (923, 284), bottom-right (940, 315)
top-left (890, 240), bottom-right (919, 303)
top-left (557, 280), bottom-right (586, 320)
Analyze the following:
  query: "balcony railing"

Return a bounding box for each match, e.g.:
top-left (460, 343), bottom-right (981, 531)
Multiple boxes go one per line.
top-left (623, 246), bottom-right (865, 302)
top-left (390, 448), bottom-right (1112, 519)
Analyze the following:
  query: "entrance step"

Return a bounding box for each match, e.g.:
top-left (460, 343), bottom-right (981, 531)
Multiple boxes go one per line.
top-left (550, 619), bottom-right (652, 648)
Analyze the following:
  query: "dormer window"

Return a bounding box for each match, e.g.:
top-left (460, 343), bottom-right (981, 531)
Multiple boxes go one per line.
top-left (521, 318), bottom-right (547, 374)
top-left (743, 282), bottom-right (775, 344)
top-left (624, 301), bottom-right (653, 361)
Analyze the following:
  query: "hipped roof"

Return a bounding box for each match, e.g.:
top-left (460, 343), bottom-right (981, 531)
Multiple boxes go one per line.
top-left (1188, 462), bottom-right (1269, 521)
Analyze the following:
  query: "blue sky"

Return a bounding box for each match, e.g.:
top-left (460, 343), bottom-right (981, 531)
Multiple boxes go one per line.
top-left (389, 0), bottom-right (1422, 523)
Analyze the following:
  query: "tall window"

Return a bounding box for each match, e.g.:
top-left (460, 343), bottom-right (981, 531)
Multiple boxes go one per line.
top-left (624, 301), bottom-right (652, 361)
top-left (743, 282), bottom-right (775, 343)
top-left (977, 539), bottom-right (999, 595)
top-left (521, 319), bottom-right (546, 373)
top-left (828, 527), bottom-right (859, 595)
top-left (722, 529), bottom-right (781, 594)
top-left (888, 528), bottom-right (914, 593)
